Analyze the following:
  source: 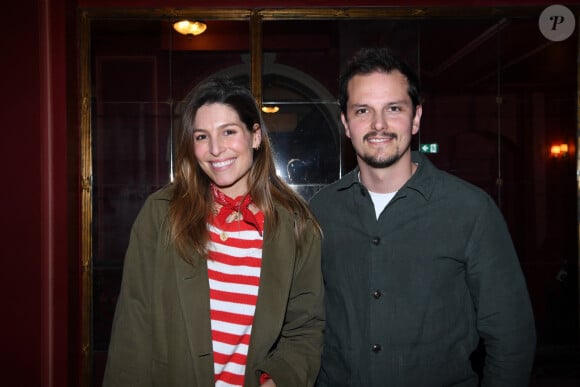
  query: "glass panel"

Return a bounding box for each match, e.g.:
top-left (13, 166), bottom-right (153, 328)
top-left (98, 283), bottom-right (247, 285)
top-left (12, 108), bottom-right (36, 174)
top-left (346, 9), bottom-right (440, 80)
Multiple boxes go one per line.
top-left (89, 17), bottom-right (251, 385)
top-left (262, 20), bottom-right (343, 200)
top-left (337, 17), bottom-right (579, 350)
top-left (263, 15), bottom-right (578, 350)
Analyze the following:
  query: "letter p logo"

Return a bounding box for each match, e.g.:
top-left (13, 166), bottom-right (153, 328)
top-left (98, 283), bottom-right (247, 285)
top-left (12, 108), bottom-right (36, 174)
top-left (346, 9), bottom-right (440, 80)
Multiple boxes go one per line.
top-left (550, 15), bottom-right (566, 31)
top-left (539, 5), bottom-right (576, 41)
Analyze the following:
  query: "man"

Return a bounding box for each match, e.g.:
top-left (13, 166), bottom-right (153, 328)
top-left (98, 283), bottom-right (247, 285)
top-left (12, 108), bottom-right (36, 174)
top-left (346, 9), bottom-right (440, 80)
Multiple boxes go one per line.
top-left (310, 47), bottom-right (536, 387)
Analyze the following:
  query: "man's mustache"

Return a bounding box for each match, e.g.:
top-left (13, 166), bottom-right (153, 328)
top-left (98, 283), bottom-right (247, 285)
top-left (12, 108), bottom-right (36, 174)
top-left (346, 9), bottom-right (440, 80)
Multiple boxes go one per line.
top-left (363, 131), bottom-right (397, 141)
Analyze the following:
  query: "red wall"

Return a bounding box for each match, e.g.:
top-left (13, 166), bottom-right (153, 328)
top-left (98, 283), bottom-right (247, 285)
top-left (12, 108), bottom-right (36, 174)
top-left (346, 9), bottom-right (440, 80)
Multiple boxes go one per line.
top-left (1, 2), bottom-right (42, 386)
top-left (1, 1), bottom-right (69, 386)
top-left (1, 0), bottom-right (578, 386)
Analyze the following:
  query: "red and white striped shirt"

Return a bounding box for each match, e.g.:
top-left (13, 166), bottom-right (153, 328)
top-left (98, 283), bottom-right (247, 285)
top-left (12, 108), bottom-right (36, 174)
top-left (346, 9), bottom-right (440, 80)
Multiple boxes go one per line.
top-left (207, 211), bottom-right (265, 387)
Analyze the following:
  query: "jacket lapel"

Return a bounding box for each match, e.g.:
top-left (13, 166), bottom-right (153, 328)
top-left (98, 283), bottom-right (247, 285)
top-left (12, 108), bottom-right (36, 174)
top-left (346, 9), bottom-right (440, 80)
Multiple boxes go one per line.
top-left (247, 209), bottom-right (295, 369)
top-left (173, 250), bottom-right (214, 381)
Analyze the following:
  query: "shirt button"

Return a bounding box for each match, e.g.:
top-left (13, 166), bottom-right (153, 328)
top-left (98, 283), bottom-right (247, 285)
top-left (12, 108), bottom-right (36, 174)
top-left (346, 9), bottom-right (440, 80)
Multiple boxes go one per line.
top-left (371, 344), bottom-right (382, 353)
top-left (372, 237), bottom-right (380, 245)
top-left (372, 290), bottom-right (382, 299)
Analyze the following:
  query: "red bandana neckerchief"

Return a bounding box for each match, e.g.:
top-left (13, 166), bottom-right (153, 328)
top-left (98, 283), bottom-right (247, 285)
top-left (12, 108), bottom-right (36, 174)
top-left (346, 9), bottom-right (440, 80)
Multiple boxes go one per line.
top-left (210, 183), bottom-right (263, 235)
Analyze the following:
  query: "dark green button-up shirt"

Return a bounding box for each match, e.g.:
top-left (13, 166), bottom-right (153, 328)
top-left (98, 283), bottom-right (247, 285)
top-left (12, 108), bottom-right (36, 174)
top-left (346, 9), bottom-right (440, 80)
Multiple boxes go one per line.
top-left (310, 152), bottom-right (535, 387)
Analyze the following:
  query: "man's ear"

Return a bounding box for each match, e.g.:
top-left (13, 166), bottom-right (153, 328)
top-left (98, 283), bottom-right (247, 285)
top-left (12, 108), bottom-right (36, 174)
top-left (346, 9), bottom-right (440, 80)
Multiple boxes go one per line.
top-left (412, 105), bottom-right (422, 135)
top-left (341, 113), bottom-right (351, 139)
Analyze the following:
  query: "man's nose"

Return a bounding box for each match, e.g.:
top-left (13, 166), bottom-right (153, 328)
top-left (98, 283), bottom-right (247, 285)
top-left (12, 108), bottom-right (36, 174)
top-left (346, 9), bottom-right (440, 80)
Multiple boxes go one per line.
top-left (371, 112), bottom-right (387, 131)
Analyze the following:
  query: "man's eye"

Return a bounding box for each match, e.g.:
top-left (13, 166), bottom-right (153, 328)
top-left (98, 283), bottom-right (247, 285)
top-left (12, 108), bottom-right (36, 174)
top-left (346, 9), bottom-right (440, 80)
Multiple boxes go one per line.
top-left (355, 108), bottom-right (368, 115)
top-left (389, 106), bottom-right (402, 112)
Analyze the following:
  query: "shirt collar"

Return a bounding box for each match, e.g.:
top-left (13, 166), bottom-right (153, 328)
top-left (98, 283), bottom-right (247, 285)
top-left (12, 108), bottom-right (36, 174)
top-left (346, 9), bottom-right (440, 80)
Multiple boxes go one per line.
top-left (334, 151), bottom-right (436, 201)
top-left (406, 151), bottom-right (435, 201)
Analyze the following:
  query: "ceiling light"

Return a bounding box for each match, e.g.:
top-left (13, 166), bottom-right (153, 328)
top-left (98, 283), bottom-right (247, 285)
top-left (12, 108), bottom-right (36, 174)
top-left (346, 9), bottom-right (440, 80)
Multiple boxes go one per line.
top-left (173, 20), bottom-right (207, 36)
top-left (262, 106), bottom-right (280, 114)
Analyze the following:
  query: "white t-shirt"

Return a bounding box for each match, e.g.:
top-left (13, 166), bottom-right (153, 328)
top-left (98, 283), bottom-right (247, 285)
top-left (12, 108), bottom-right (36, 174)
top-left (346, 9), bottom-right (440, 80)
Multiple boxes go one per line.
top-left (368, 190), bottom-right (397, 219)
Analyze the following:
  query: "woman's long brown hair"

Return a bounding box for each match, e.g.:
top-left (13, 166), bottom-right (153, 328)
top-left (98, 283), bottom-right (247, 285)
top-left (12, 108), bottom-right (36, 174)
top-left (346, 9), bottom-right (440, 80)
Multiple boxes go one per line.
top-left (169, 78), bottom-right (321, 263)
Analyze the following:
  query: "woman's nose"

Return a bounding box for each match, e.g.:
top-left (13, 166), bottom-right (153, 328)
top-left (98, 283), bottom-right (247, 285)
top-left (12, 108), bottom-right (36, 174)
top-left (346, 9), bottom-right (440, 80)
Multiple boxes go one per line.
top-left (209, 138), bottom-right (225, 156)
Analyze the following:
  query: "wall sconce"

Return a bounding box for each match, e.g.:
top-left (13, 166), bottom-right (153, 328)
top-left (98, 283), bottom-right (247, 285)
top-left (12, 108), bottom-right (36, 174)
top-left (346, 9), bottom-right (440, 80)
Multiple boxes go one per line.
top-left (173, 20), bottom-right (207, 36)
top-left (550, 143), bottom-right (569, 158)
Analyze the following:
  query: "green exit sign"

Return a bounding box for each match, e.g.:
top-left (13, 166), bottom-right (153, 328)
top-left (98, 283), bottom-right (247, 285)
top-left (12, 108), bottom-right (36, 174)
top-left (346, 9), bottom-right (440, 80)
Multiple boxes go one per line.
top-left (420, 143), bottom-right (439, 154)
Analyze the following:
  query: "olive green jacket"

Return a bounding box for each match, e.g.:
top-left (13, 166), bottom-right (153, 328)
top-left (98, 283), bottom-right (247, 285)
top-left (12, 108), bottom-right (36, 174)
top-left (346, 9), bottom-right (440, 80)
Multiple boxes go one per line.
top-left (103, 185), bottom-right (324, 387)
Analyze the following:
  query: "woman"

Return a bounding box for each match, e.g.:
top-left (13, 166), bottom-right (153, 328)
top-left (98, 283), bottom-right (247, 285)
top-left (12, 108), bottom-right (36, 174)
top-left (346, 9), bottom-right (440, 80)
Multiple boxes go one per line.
top-left (103, 78), bottom-right (324, 387)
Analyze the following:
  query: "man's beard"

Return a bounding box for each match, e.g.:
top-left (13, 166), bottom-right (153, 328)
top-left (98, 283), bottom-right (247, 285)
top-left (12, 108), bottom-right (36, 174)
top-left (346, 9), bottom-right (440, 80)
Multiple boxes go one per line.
top-left (360, 151), bottom-right (400, 168)
top-left (358, 132), bottom-right (409, 168)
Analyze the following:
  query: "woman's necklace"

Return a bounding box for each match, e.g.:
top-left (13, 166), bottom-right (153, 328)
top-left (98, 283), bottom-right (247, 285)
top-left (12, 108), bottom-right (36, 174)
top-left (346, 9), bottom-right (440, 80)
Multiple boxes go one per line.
top-left (210, 184), bottom-right (264, 240)
top-left (212, 203), bottom-right (243, 241)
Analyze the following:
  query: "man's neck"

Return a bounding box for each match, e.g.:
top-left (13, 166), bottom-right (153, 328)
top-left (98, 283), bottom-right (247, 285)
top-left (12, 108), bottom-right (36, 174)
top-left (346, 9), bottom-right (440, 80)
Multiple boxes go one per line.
top-left (358, 156), bottom-right (417, 194)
